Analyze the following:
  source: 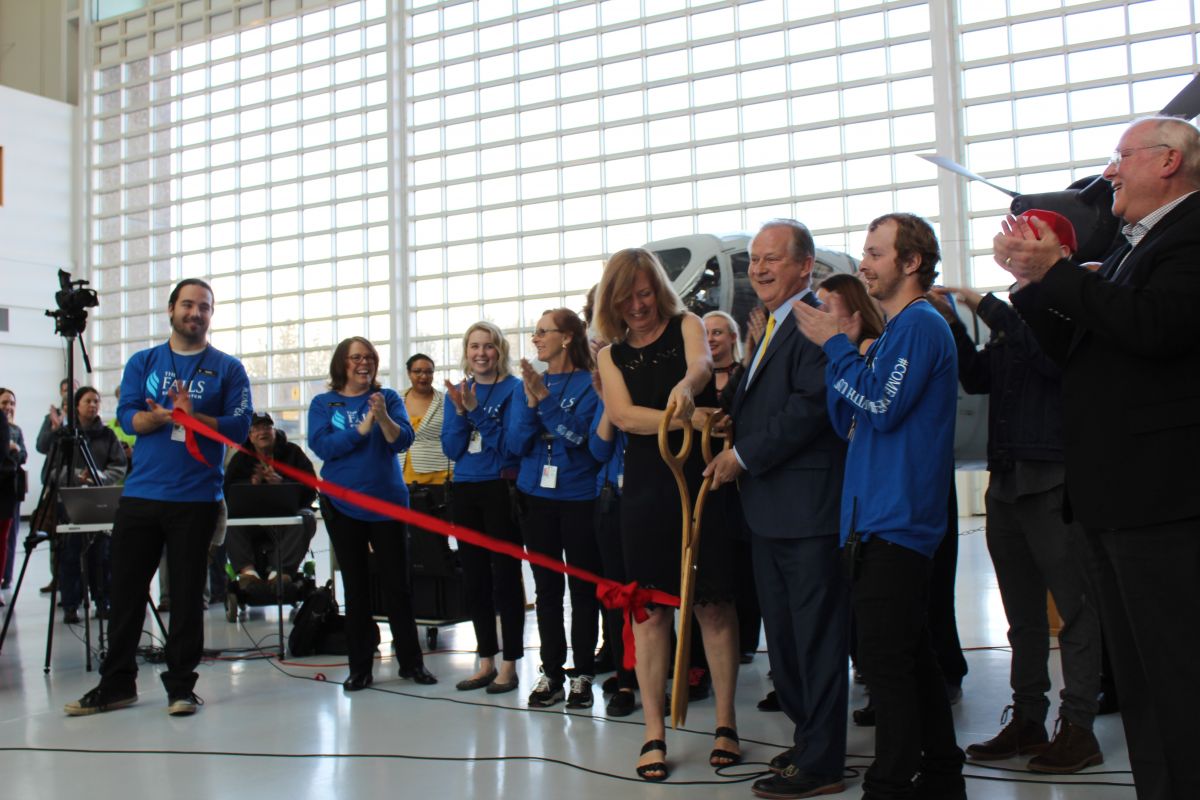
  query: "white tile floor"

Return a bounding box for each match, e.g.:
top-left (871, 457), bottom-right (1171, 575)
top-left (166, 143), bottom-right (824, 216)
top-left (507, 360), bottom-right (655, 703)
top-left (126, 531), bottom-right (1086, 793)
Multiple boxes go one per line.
top-left (0, 518), bottom-right (1134, 799)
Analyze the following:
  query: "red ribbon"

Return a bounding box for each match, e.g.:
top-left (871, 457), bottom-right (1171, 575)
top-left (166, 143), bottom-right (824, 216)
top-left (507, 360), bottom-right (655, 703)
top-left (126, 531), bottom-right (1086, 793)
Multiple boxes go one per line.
top-left (172, 409), bottom-right (677, 669)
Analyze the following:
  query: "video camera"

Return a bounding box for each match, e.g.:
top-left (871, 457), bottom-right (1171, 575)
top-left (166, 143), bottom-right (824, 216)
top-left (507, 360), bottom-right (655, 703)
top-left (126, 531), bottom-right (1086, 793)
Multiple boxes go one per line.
top-left (46, 269), bottom-right (99, 338)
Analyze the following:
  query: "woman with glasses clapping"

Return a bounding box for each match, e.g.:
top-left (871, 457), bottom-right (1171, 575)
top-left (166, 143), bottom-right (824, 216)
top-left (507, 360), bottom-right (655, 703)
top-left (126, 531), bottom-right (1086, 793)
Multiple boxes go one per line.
top-left (308, 336), bottom-right (435, 691)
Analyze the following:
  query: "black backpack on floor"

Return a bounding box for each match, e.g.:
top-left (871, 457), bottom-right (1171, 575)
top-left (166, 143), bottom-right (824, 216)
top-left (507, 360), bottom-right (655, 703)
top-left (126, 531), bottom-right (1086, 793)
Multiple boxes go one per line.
top-left (288, 580), bottom-right (381, 657)
top-left (288, 581), bottom-right (338, 657)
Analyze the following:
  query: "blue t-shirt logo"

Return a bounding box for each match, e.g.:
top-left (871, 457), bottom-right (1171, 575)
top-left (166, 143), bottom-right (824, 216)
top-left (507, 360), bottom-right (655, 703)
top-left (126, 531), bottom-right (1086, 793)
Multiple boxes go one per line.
top-left (331, 410), bottom-right (347, 430)
top-left (146, 372), bottom-right (161, 398)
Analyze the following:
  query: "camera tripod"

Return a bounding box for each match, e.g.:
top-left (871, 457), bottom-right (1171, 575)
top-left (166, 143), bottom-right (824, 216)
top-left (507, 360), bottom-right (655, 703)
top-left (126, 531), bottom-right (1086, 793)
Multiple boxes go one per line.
top-left (0, 277), bottom-right (167, 671)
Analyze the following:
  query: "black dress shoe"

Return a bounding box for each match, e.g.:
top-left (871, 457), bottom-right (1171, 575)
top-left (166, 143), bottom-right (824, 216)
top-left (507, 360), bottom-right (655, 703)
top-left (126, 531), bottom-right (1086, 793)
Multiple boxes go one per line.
top-left (853, 699), bottom-right (876, 727)
top-left (399, 663), bottom-right (438, 685)
top-left (343, 672), bottom-right (373, 691)
top-left (757, 690), bottom-right (781, 712)
top-left (751, 767), bottom-right (845, 799)
top-left (768, 747), bottom-right (796, 775)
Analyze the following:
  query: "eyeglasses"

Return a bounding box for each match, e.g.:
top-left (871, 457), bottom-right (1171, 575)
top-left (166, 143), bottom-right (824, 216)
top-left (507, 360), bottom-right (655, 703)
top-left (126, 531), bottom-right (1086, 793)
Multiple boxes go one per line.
top-left (532, 328), bottom-right (561, 338)
top-left (346, 353), bottom-right (378, 364)
top-left (1107, 143), bottom-right (1170, 169)
top-left (409, 368), bottom-right (434, 376)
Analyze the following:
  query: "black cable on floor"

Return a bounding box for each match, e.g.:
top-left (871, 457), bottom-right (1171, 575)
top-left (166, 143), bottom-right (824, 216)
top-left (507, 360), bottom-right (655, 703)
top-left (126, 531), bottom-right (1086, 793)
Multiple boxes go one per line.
top-left (236, 622), bottom-right (1131, 788)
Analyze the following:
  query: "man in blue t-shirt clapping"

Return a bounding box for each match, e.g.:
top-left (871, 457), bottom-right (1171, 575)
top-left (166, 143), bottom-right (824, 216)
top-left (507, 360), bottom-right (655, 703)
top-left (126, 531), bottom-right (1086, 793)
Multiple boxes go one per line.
top-left (66, 278), bottom-right (251, 718)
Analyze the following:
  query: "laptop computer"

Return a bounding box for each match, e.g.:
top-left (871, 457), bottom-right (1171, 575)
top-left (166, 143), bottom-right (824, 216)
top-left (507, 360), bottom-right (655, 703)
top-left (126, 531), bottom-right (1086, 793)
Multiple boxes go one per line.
top-left (58, 486), bottom-right (124, 525)
top-left (224, 482), bottom-right (307, 519)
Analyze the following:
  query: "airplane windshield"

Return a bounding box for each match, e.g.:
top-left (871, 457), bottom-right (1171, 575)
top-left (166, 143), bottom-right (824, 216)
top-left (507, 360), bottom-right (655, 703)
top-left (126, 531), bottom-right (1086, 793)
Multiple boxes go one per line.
top-left (653, 247), bottom-right (692, 280)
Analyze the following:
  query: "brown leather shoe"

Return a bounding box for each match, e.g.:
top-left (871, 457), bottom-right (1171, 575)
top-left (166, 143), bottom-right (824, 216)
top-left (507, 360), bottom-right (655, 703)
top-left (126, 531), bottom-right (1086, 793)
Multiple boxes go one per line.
top-left (1027, 717), bottom-right (1104, 774)
top-left (966, 705), bottom-right (1049, 760)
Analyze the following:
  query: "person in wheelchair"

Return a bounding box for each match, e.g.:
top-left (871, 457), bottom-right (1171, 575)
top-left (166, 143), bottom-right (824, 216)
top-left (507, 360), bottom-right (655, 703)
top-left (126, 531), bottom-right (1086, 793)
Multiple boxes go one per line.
top-left (223, 413), bottom-right (316, 596)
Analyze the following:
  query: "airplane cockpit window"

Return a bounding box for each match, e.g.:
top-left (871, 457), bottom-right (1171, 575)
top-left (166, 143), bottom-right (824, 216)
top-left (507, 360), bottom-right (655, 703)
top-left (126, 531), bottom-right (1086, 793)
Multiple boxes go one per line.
top-left (729, 250), bottom-right (757, 332)
top-left (653, 247), bottom-right (692, 280)
top-left (687, 256), bottom-right (721, 316)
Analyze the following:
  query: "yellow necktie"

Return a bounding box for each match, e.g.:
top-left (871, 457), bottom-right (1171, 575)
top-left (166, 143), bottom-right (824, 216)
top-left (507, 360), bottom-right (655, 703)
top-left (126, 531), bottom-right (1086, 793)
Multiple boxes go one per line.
top-left (750, 312), bottom-right (776, 376)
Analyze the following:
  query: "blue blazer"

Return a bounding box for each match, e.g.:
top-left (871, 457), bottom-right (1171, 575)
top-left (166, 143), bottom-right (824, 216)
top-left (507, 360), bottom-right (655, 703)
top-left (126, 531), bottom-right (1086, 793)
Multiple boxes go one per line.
top-left (729, 296), bottom-right (846, 539)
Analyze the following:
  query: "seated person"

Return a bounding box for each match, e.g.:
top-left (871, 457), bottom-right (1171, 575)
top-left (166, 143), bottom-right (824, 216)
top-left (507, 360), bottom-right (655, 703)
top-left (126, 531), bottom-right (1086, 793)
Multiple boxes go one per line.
top-left (223, 413), bottom-right (317, 590)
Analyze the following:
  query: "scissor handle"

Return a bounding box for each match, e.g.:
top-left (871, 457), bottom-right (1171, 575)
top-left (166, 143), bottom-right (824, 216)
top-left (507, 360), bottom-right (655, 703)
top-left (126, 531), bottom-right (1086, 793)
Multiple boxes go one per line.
top-left (657, 400), bottom-right (693, 470)
top-left (699, 410), bottom-right (730, 464)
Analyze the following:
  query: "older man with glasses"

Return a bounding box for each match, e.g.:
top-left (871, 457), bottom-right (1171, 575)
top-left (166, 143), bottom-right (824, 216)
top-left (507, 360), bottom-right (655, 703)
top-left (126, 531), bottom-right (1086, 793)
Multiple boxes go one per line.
top-left (997, 115), bottom-right (1200, 800)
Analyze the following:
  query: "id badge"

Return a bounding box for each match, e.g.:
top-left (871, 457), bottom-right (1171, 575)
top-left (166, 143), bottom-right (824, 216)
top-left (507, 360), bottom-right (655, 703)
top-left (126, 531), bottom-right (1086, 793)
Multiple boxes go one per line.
top-left (540, 464), bottom-right (558, 489)
top-left (468, 431), bottom-right (482, 454)
top-left (171, 423), bottom-right (187, 442)
top-left (617, 473), bottom-right (624, 491)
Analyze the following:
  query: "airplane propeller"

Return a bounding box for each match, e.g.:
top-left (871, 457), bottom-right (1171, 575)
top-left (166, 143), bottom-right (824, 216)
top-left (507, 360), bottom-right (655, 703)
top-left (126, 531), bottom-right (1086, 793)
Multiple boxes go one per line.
top-left (921, 72), bottom-right (1200, 264)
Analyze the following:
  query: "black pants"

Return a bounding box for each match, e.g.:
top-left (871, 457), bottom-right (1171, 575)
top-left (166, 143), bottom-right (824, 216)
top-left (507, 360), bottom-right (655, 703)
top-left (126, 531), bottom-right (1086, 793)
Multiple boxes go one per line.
top-left (754, 534), bottom-right (849, 780)
top-left (594, 490), bottom-right (636, 690)
top-left (59, 529), bottom-right (112, 612)
top-left (853, 538), bottom-right (963, 800)
top-left (927, 483), bottom-right (967, 687)
top-left (1083, 520), bottom-right (1200, 800)
top-left (323, 499), bottom-right (423, 676)
top-left (520, 492), bottom-right (601, 680)
top-left (99, 497), bottom-right (218, 697)
top-left (452, 479), bottom-right (525, 661)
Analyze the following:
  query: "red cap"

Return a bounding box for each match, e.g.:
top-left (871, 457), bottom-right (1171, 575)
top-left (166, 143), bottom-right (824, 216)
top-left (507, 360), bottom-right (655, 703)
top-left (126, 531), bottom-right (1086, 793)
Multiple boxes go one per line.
top-left (1019, 209), bottom-right (1077, 254)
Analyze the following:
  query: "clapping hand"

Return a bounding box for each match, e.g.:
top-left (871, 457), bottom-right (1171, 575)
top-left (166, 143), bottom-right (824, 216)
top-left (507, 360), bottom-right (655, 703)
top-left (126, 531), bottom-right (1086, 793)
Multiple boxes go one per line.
top-left (519, 359), bottom-right (549, 407)
top-left (993, 214), bottom-right (1063, 284)
top-left (745, 306), bottom-right (767, 350)
top-left (367, 392), bottom-right (393, 424)
top-left (356, 406), bottom-right (376, 435)
top-left (143, 398), bottom-right (174, 428)
top-left (822, 292), bottom-right (863, 345)
top-left (167, 380), bottom-right (194, 416)
top-left (792, 298), bottom-right (841, 347)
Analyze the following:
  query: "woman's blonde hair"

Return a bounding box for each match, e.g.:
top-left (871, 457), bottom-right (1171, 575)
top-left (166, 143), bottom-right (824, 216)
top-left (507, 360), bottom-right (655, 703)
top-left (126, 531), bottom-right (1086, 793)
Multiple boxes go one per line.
top-left (594, 248), bottom-right (685, 343)
top-left (703, 310), bottom-right (742, 362)
top-left (459, 320), bottom-right (512, 379)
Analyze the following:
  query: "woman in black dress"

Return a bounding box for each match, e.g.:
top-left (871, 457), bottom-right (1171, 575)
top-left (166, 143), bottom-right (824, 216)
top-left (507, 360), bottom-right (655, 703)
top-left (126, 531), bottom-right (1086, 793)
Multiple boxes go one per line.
top-left (595, 248), bottom-right (741, 780)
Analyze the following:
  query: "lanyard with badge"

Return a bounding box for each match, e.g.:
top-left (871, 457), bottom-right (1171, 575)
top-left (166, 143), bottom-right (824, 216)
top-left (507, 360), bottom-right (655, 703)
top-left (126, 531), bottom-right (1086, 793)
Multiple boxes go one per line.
top-left (539, 369), bottom-right (578, 489)
top-left (466, 378), bottom-right (499, 455)
top-left (167, 344), bottom-right (211, 443)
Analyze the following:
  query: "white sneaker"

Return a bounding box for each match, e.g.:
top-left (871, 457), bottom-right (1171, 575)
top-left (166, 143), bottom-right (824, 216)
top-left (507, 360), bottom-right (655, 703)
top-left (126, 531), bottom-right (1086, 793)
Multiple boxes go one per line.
top-left (167, 692), bottom-right (203, 716)
top-left (527, 671), bottom-right (565, 707)
top-left (566, 674), bottom-right (594, 709)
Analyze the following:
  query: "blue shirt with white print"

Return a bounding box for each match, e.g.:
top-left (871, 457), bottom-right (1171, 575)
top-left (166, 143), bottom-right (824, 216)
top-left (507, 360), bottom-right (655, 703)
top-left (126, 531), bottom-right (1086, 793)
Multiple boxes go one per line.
top-left (823, 300), bottom-right (957, 558)
top-left (440, 375), bottom-right (521, 483)
top-left (118, 342), bottom-right (252, 502)
top-left (508, 370), bottom-right (601, 501)
top-left (307, 387), bottom-right (414, 521)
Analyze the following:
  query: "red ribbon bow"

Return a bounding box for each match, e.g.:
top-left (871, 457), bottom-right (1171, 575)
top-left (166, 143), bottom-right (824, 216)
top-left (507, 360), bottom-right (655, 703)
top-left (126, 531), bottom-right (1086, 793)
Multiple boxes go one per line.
top-left (596, 580), bottom-right (677, 671)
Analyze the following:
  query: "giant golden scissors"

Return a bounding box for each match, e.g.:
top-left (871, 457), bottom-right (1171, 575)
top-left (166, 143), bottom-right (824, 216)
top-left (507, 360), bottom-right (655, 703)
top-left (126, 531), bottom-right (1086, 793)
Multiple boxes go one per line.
top-left (658, 402), bottom-right (730, 728)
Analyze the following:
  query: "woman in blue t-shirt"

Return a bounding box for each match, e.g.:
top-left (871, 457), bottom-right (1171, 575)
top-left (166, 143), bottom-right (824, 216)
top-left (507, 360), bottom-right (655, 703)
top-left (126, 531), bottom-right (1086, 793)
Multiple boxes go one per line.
top-left (509, 308), bottom-right (603, 709)
top-left (308, 336), bottom-right (435, 691)
top-left (441, 321), bottom-right (525, 694)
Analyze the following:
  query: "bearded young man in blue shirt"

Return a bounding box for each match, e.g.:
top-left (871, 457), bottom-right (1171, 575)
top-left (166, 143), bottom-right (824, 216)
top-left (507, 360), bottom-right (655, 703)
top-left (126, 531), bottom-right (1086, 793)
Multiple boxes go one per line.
top-left (795, 213), bottom-right (965, 800)
top-left (66, 278), bottom-right (251, 718)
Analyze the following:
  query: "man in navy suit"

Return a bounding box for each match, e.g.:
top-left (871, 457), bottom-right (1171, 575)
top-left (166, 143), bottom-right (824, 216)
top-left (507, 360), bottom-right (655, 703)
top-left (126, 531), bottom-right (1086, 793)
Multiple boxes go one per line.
top-left (705, 219), bottom-right (849, 799)
top-left (998, 115), bottom-right (1200, 800)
